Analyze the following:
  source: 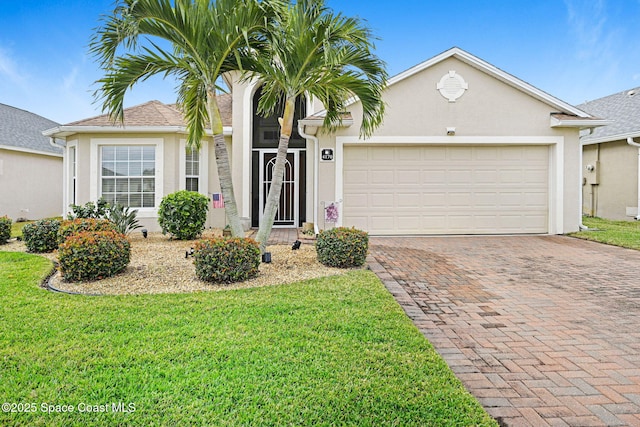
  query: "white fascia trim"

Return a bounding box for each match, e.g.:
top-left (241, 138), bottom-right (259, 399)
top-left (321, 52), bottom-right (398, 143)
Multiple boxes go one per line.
top-left (335, 135), bottom-right (565, 234)
top-left (336, 136), bottom-right (563, 145)
top-left (581, 131), bottom-right (640, 146)
top-left (0, 144), bottom-right (63, 158)
top-left (550, 116), bottom-right (611, 129)
top-left (298, 118), bottom-right (354, 128)
top-left (43, 125), bottom-right (232, 138)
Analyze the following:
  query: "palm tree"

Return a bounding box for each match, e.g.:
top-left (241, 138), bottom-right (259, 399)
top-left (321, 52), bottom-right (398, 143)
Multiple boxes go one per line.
top-left (250, 0), bottom-right (387, 252)
top-left (90, 0), bottom-right (271, 237)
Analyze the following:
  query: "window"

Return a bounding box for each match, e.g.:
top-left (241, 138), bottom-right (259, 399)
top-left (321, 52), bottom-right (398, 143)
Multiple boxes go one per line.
top-left (185, 148), bottom-right (199, 192)
top-left (101, 146), bottom-right (155, 208)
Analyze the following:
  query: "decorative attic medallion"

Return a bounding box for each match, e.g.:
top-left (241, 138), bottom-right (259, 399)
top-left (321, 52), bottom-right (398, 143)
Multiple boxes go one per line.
top-left (437, 70), bottom-right (468, 102)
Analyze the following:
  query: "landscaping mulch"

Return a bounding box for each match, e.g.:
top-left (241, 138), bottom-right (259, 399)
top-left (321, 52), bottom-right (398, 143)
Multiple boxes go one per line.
top-left (2, 230), bottom-right (346, 295)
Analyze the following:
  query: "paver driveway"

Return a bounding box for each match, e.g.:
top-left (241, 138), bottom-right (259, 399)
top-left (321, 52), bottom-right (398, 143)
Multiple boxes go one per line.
top-left (368, 235), bottom-right (640, 427)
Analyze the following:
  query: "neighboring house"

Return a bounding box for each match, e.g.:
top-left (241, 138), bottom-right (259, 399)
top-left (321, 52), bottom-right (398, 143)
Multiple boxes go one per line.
top-left (0, 103), bottom-right (63, 221)
top-left (578, 89), bottom-right (640, 220)
top-left (44, 47), bottom-right (607, 235)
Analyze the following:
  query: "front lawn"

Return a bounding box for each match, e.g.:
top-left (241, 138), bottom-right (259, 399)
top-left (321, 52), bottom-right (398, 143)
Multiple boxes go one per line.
top-left (570, 216), bottom-right (640, 250)
top-left (0, 251), bottom-right (496, 426)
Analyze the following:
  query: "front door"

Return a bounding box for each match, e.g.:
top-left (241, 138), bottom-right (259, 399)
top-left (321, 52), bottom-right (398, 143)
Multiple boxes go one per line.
top-left (252, 150), bottom-right (306, 228)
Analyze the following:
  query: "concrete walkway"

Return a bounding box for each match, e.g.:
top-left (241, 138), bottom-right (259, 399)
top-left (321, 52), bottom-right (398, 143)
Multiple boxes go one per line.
top-left (369, 236), bottom-right (640, 427)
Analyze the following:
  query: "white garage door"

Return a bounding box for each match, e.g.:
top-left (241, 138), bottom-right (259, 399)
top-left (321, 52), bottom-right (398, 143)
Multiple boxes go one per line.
top-left (343, 145), bottom-right (549, 235)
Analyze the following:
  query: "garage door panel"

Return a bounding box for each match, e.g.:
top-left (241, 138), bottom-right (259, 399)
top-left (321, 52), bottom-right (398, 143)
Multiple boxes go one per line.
top-left (474, 170), bottom-right (499, 183)
top-left (371, 147), bottom-right (394, 161)
top-left (448, 192), bottom-right (473, 206)
top-left (343, 145), bottom-right (549, 235)
top-left (344, 169), bottom-right (368, 184)
top-left (525, 169), bottom-right (548, 184)
top-left (449, 147), bottom-right (473, 160)
top-left (372, 170), bottom-right (394, 184)
top-left (398, 170), bottom-right (420, 185)
top-left (423, 170), bottom-right (447, 184)
top-left (397, 193), bottom-right (421, 207)
top-left (449, 170), bottom-right (473, 183)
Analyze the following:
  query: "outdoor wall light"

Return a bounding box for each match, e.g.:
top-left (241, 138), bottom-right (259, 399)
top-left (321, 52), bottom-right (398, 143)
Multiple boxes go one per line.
top-left (446, 127), bottom-right (456, 136)
top-left (141, 229), bottom-right (148, 238)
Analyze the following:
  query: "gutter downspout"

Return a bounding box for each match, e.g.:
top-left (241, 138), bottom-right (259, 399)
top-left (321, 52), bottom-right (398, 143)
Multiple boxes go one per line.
top-left (627, 137), bottom-right (640, 220)
top-left (298, 124), bottom-right (319, 235)
top-left (579, 129), bottom-right (594, 230)
top-left (49, 137), bottom-right (66, 149)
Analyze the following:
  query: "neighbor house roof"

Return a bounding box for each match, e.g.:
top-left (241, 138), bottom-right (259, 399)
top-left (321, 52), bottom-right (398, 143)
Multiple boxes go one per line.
top-left (578, 88), bottom-right (640, 144)
top-left (43, 94), bottom-right (233, 138)
top-left (0, 103), bottom-right (61, 156)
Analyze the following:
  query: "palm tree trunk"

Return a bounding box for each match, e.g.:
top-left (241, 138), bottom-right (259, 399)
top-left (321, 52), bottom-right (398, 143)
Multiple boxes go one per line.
top-left (255, 96), bottom-right (295, 253)
top-left (207, 89), bottom-right (244, 237)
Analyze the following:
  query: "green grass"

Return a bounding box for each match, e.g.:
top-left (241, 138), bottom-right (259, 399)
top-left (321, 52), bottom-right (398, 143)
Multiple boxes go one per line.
top-left (570, 216), bottom-right (640, 250)
top-left (0, 252), bottom-right (496, 426)
top-left (9, 221), bottom-right (25, 238)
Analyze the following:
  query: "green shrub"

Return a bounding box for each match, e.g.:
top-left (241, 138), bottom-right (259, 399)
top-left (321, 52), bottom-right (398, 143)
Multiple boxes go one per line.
top-left (316, 227), bottom-right (369, 268)
top-left (22, 219), bottom-right (61, 253)
top-left (194, 237), bottom-right (260, 283)
top-left (58, 218), bottom-right (118, 245)
top-left (158, 191), bottom-right (209, 240)
top-left (58, 231), bottom-right (130, 282)
top-left (0, 216), bottom-right (11, 245)
top-left (67, 198), bottom-right (109, 219)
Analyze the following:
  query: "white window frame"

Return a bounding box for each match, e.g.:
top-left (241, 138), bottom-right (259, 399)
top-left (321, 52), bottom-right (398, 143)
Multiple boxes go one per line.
top-left (179, 139), bottom-right (208, 195)
top-left (90, 138), bottom-right (164, 217)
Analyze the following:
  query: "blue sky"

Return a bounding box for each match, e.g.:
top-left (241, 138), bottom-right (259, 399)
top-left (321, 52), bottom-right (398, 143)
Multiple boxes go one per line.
top-left (1, 0), bottom-right (639, 124)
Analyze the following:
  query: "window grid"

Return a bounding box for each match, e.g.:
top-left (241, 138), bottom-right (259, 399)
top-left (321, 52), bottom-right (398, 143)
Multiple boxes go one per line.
top-left (185, 148), bottom-right (199, 192)
top-left (101, 146), bottom-right (155, 208)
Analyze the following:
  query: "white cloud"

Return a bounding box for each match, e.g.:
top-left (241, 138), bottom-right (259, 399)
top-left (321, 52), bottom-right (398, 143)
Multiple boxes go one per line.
top-left (0, 46), bottom-right (27, 86)
top-left (564, 0), bottom-right (615, 60)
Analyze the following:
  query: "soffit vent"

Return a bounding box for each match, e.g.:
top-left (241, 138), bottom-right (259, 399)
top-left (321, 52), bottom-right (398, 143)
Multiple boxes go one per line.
top-left (437, 70), bottom-right (468, 102)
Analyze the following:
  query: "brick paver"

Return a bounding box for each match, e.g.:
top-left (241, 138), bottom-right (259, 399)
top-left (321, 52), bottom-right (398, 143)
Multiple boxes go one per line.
top-left (369, 235), bottom-right (640, 427)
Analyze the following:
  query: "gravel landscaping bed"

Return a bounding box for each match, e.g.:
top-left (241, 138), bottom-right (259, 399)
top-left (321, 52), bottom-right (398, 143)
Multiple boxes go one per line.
top-left (3, 230), bottom-right (348, 295)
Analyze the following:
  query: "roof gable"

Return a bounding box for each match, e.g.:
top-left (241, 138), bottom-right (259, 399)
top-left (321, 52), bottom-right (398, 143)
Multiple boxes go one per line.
top-left (578, 88), bottom-right (640, 143)
top-left (303, 47), bottom-right (593, 124)
top-left (388, 47), bottom-right (590, 118)
top-left (0, 103), bottom-right (61, 155)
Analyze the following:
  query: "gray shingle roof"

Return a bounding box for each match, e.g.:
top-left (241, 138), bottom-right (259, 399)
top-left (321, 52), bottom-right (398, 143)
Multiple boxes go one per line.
top-left (0, 103), bottom-right (61, 155)
top-left (578, 87), bottom-right (640, 142)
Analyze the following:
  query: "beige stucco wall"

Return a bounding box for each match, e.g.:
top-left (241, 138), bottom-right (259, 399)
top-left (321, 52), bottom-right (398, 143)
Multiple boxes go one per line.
top-left (582, 141), bottom-right (639, 220)
top-left (0, 148), bottom-right (63, 221)
top-left (314, 56), bottom-right (583, 234)
top-left (67, 132), bottom-right (229, 233)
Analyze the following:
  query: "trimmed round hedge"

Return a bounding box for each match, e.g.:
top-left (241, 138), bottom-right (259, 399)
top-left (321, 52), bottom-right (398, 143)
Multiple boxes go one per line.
top-left (316, 227), bottom-right (369, 268)
top-left (158, 191), bottom-right (210, 240)
top-left (0, 216), bottom-right (11, 245)
top-left (58, 218), bottom-right (117, 245)
top-left (58, 231), bottom-right (131, 282)
top-left (22, 219), bottom-right (61, 253)
top-left (194, 237), bottom-right (260, 283)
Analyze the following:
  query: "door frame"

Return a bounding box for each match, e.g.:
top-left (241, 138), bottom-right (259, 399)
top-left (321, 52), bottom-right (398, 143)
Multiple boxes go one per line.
top-left (255, 148), bottom-right (305, 228)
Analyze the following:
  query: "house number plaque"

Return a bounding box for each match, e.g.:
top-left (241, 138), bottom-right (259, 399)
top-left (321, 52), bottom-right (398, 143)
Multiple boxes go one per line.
top-left (321, 148), bottom-right (334, 162)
